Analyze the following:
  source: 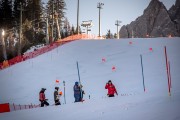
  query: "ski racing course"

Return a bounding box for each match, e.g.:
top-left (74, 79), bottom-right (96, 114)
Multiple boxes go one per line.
top-left (0, 37), bottom-right (180, 120)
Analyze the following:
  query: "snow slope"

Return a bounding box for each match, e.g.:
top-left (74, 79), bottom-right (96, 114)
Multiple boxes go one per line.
top-left (0, 38), bottom-right (180, 120)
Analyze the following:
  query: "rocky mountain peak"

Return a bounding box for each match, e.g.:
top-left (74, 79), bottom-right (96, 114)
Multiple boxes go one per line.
top-left (119, 0), bottom-right (180, 38)
top-left (143, 0), bottom-right (166, 15)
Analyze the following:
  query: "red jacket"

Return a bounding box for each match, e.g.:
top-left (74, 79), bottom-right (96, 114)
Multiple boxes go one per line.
top-left (39, 92), bottom-right (46, 101)
top-left (105, 83), bottom-right (117, 95)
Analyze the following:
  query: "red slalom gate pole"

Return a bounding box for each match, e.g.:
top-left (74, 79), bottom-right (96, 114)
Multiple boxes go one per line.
top-left (168, 61), bottom-right (172, 88)
top-left (164, 46), bottom-right (171, 96)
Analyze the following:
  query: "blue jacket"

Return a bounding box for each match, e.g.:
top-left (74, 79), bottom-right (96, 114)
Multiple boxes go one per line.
top-left (74, 82), bottom-right (81, 95)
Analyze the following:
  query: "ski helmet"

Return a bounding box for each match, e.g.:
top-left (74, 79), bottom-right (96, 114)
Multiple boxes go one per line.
top-left (55, 87), bottom-right (59, 90)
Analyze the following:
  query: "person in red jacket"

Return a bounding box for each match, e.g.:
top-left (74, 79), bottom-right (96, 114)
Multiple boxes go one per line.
top-left (39, 88), bottom-right (49, 107)
top-left (105, 80), bottom-right (118, 97)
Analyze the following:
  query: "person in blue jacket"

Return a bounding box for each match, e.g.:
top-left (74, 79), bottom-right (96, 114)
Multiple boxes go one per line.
top-left (73, 81), bottom-right (82, 102)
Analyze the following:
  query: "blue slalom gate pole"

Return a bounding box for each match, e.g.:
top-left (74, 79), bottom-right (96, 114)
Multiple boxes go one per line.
top-left (76, 61), bottom-right (83, 100)
top-left (140, 54), bottom-right (146, 92)
top-left (76, 61), bottom-right (81, 83)
top-left (164, 46), bottom-right (171, 96)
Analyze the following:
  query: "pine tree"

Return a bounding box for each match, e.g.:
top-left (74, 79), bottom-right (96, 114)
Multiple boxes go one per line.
top-left (47, 0), bottom-right (66, 39)
top-left (0, 1), bottom-right (3, 27)
top-left (71, 25), bottom-right (75, 35)
top-left (13, 0), bottom-right (25, 25)
top-left (114, 33), bottom-right (117, 39)
top-left (0, 0), bottom-right (13, 28)
top-left (106, 29), bottom-right (113, 39)
top-left (25, 0), bottom-right (42, 26)
top-left (64, 17), bottom-right (71, 37)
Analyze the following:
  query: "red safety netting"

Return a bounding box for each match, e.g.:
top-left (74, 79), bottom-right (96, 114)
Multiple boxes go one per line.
top-left (0, 103), bottom-right (10, 113)
top-left (9, 103), bottom-right (40, 112)
top-left (0, 34), bottom-right (99, 70)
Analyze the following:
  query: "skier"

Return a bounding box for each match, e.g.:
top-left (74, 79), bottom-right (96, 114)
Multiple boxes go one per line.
top-left (39, 88), bottom-right (49, 107)
top-left (73, 81), bottom-right (83, 102)
top-left (105, 80), bottom-right (118, 97)
top-left (54, 87), bottom-right (61, 105)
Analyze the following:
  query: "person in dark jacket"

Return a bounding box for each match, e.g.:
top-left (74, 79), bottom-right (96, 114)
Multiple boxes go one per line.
top-left (39, 88), bottom-right (49, 107)
top-left (74, 82), bottom-right (82, 102)
top-left (54, 87), bottom-right (61, 105)
top-left (105, 80), bottom-right (118, 97)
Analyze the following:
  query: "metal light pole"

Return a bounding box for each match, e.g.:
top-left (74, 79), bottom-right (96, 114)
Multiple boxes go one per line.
top-left (115, 20), bottom-right (121, 39)
top-left (77, 0), bottom-right (80, 34)
top-left (2, 29), bottom-right (7, 60)
top-left (97, 2), bottom-right (104, 37)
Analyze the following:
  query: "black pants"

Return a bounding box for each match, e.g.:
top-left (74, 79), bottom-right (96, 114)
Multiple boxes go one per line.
top-left (108, 94), bottom-right (114, 97)
top-left (41, 100), bottom-right (49, 107)
top-left (55, 100), bottom-right (61, 105)
top-left (74, 94), bottom-right (81, 102)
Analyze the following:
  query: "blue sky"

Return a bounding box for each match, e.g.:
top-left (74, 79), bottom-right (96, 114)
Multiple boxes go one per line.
top-left (43, 0), bottom-right (176, 36)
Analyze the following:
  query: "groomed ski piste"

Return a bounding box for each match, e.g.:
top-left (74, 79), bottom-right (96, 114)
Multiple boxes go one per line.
top-left (0, 37), bottom-right (180, 120)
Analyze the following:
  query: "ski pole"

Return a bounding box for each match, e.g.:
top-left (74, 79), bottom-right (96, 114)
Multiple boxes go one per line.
top-left (63, 81), bottom-right (66, 104)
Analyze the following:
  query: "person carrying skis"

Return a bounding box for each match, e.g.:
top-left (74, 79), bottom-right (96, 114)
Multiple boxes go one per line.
top-left (39, 88), bottom-right (49, 107)
top-left (73, 81), bottom-right (83, 102)
top-left (105, 80), bottom-right (118, 97)
top-left (54, 87), bottom-right (61, 105)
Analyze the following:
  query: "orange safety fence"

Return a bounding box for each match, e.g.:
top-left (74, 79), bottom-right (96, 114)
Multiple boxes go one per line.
top-left (56, 34), bottom-right (98, 43)
top-left (2, 60), bottom-right (9, 69)
top-left (0, 34), bottom-right (100, 71)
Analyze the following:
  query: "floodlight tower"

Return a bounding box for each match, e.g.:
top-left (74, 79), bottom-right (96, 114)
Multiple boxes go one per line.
top-left (115, 20), bottom-right (121, 39)
top-left (97, 2), bottom-right (104, 37)
top-left (77, 0), bottom-right (80, 34)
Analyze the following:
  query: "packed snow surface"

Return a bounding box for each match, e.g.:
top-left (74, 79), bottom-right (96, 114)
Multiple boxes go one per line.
top-left (0, 38), bottom-right (180, 120)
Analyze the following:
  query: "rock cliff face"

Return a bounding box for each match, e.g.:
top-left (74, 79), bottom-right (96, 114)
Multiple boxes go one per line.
top-left (119, 0), bottom-right (180, 38)
top-left (168, 0), bottom-right (180, 35)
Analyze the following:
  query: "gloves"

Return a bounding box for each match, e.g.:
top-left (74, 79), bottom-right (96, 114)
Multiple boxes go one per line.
top-left (116, 93), bottom-right (118, 95)
top-left (79, 84), bottom-right (83, 88)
